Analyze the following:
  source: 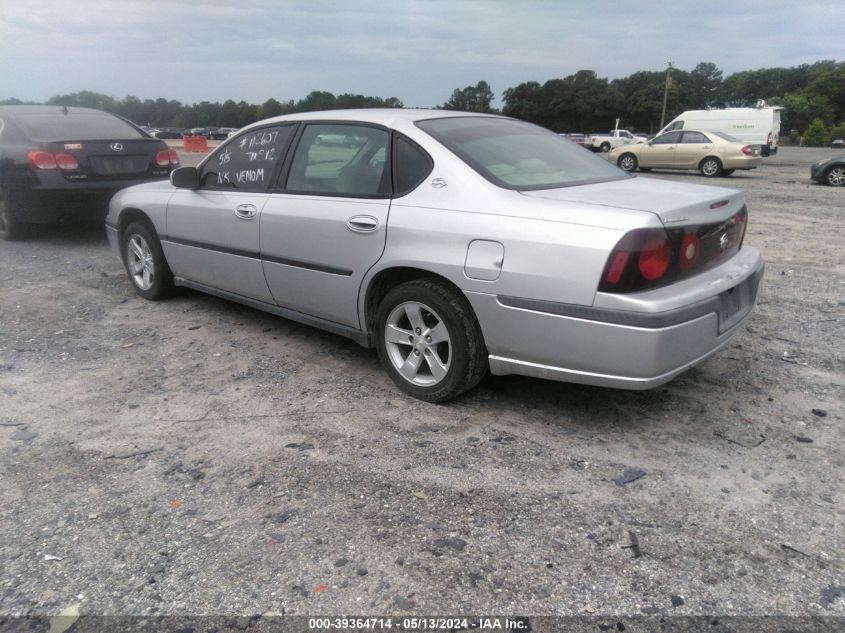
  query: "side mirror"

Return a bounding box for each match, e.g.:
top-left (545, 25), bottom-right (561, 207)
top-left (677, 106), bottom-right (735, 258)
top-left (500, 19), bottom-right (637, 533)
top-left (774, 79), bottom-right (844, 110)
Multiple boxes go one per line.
top-left (170, 166), bottom-right (199, 189)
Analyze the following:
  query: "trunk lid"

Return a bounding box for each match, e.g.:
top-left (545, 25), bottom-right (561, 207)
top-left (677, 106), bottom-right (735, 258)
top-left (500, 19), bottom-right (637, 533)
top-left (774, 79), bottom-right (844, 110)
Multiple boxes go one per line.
top-left (520, 176), bottom-right (745, 227)
top-left (44, 138), bottom-right (170, 182)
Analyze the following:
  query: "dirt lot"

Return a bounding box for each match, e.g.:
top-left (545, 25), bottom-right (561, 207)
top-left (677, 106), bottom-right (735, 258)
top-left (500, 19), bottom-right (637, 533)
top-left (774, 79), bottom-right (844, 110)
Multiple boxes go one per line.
top-left (0, 146), bottom-right (842, 627)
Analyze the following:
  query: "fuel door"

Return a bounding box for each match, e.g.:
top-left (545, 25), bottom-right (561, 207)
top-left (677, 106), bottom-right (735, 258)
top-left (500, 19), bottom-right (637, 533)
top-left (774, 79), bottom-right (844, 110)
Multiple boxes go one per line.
top-left (464, 239), bottom-right (504, 281)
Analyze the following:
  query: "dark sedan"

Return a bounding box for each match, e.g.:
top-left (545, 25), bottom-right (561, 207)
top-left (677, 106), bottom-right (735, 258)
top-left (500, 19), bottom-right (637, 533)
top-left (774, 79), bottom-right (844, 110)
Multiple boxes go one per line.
top-left (0, 105), bottom-right (180, 239)
top-left (810, 155), bottom-right (845, 186)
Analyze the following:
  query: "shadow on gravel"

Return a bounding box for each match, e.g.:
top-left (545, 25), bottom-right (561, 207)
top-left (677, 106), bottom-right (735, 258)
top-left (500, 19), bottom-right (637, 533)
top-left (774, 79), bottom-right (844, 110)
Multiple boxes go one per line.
top-left (18, 222), bottom-right (108, 245)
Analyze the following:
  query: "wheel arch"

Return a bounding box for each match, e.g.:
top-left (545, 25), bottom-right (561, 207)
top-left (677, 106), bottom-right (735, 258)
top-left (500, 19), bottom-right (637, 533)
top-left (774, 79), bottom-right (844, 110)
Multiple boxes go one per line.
top-left (699, 155), bottom-right (722, 168)
top-left (117, 207), bottom-right (156, 240)
top-left (361, 266), bottom-right (472, 341)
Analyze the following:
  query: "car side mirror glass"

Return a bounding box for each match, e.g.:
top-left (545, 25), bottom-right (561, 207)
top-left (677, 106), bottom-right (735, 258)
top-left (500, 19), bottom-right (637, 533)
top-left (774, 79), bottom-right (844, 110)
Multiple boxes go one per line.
top-left (170, 166), bottom-right (199, 189)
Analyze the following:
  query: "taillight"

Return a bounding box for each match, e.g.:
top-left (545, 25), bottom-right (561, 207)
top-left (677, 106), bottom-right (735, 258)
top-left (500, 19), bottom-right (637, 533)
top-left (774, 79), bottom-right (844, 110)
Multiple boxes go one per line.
top-left (599, 207), bottom-right (748, 294)
top-left (733, 211), bottom-right (747, 247)
top-left (767, 132), bottom-right (772, 145)
top-left (54, 153), bottom-right (79, 170)
top-left (27, 150), bottom-right (57, 170)
top-left (155, 149), bottom-right (171, 167)
top-left (678, 233), bottom-right (701, 271)
top-left (741, 145), bottom-right (755, 156)
top-left (637, 237), bottom-right (672, 280)
top-left (27, 150), bottom-right (79, 170)
top-left (167, 148), bottom-right (180, 165)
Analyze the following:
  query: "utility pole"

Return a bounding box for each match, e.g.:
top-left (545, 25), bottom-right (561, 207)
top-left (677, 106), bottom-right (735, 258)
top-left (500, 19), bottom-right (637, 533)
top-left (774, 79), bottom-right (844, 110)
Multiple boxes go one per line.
top-left (660, 60), bottom-right (673, 130)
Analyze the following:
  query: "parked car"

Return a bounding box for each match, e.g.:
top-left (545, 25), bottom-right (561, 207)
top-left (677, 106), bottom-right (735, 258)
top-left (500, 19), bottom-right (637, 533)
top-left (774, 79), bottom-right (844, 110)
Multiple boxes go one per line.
top-left (106, 110), bottom-right (763, 402)
top-left (830, 139), bottom-right (844, 149)
top-left (561, 132), bottom-right (586, 146)
top-left (0, 105), bottom-right (179, 240)
top-left (584, 129), bottom-right (643, 152)
top-left (658, 105), bottom-right (782, 156)
top-left (152, 127), bottom-right (184, 140)
top-left (609, 129), bottom-right (762, 177)
top-left (810, 155), bottom-right (845, 186)
top-left (208, 127), bottom-right (238, 140)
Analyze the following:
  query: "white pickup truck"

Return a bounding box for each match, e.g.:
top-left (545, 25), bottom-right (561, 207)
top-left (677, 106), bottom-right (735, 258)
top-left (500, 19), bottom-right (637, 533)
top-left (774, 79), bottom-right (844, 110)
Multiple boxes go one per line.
top-left (584, 129), bottom-right (646, 152)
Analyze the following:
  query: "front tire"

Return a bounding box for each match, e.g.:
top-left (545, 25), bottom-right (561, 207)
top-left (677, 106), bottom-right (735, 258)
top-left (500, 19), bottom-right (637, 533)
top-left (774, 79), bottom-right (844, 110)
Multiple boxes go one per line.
top-left (375, 279), bottom-right (487, 403)
top-left (617, 153), bottom-right (638, 172)
top-left (700, 156), bottom-right (723, 177)
top-left (121, 221), bottom-right (175, 300)
top-left (825, 166), bottom-right (845, 186)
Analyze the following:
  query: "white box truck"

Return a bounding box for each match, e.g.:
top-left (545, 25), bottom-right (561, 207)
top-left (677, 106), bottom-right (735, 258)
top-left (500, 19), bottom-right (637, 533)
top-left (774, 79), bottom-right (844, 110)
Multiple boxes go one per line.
top-left (658, 105), bottom-right (782, 156)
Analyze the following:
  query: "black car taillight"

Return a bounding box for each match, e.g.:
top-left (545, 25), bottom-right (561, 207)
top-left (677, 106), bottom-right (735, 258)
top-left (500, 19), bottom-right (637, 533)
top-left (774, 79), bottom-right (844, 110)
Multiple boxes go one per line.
top-left (27, 150), bottom-right (57, 170)
top-left (27, 150), bottom-right (79, 170)
top-left (155, 149), bottom-right (171, 167)
top-left (168, 148), bottom-right (180, 166)
top-left (599, 207), bottom-right (748, 294)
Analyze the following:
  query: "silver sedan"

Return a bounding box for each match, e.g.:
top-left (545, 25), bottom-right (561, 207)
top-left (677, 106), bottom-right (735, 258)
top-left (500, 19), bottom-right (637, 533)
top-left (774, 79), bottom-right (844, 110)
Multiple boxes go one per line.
top-left (106, 110), bottom-right (764, 402)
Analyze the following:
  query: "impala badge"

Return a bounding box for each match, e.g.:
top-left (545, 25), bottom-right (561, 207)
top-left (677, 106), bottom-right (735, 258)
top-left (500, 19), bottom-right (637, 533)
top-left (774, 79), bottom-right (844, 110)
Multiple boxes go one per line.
top-left (110, 143), bottom-right (124, 151)
top-left (431, 177), bottom-right (448, 188)
top-left (719, 233), bottom-right (729, 251)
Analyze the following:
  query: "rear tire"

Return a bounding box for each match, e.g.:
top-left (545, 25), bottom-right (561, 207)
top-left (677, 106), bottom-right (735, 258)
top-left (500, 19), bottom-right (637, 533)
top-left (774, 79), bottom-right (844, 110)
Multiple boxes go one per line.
top-left (0, 190), bottom-right (26, 241)
top-left (825, 166), bottom-right (845, 186)
top-left (700, 156), bottom-right (723, 177)
top-left (617, 153), bottom-right (638, 172)
top-left (121, 221), bottom-right (175, 300)
top-left (375, 279), bottom-right (487, 403)
top-left (600, 142), bottom-right (611, 153)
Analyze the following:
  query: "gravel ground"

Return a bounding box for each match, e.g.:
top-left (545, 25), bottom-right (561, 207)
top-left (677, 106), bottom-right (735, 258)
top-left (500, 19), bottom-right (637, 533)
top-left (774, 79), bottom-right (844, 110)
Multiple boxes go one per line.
top-left (0, 146), bottom-right (843, 629)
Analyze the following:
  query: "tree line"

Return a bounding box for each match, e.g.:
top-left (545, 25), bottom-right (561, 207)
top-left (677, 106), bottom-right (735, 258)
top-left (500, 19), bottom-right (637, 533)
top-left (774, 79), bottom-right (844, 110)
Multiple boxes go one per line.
top-left (2, 60), bottom-right (842, 145)
top-left (496, 60), bottom-right (844, 144)
top-left (0, 91), bottom-right (404, 131)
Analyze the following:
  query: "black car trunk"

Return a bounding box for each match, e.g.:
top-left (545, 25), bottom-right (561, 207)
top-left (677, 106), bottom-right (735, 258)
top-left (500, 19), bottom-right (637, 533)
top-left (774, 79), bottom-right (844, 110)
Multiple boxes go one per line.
top-left (43, 138), bottom-right (170, 182)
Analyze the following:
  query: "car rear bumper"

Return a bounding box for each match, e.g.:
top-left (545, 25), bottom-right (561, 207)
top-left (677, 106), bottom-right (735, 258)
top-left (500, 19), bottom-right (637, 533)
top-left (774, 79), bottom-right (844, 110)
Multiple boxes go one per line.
top-left (466, 247), bottom-right (764, 390)
top-left (722, 155), bottom-right (763, 170)
top-left (10, 174), bottom-right (170, 224)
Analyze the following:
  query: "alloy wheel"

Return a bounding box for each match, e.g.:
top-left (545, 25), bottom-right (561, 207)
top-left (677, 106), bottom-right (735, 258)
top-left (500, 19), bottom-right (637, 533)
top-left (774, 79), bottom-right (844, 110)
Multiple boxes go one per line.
top-left (383, 301), bottom-right (452, 387)
top-left (126, 234), bottom-right (155, 291)
top-left (827, 167), bottom-right (845, 186)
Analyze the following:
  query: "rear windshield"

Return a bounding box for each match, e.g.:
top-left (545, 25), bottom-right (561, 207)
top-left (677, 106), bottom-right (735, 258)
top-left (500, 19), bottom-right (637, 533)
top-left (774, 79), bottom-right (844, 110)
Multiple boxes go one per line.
top-left (416, 117), bottom-right (627, 190)
top-left (12, 110), bottom-right (145, 141)
top-left (709, 131), bottom-right (743, 143)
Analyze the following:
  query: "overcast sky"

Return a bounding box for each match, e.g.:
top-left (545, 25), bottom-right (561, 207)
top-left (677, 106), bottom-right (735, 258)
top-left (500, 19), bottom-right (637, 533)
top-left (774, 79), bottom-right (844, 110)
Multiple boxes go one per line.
top-left (1, 0), bottom-right (842, 108)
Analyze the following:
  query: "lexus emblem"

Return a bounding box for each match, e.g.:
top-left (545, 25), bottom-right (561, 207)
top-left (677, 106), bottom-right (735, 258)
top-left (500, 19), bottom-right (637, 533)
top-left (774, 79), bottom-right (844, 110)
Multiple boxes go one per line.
top-left (110, 143), bottom-right (124, 152)
top-left (719, 233), bottom-right (729, 251)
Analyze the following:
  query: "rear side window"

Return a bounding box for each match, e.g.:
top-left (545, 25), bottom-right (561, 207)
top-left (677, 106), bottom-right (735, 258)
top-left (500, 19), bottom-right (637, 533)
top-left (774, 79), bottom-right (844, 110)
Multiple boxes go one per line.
top-left (200, 125), bottom-right (296, 192)
top-left (285, 124), bottom-right (390, 197)
top-left (417, 116), bottom-right (625, 190)
top-left (681, 131), bottom-right (709, 144)
top-left (393, 135), bottom-right (432, 195)
top-left (11, 110), bottom-right (144, 141)
top-left (652, 131), bottom-right (683, 144)
top-left (710, 131), bottom-right (742, 143)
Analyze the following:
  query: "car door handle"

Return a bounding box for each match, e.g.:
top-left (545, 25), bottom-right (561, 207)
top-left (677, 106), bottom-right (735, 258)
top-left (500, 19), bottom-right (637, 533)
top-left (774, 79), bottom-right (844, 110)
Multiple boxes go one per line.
top-left (234, 204), bottom-right (258, 220)
top-left (346, 215), bottom-right (379, 233)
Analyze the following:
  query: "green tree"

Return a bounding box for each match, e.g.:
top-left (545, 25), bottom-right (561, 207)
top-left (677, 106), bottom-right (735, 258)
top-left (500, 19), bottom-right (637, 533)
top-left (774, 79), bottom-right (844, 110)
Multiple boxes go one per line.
top-left (296, 91), bottom-right (337, 112)
top-left (257, 98), bottom-right (284, 119)
top-left (803, 118), bottom-right (829, 146)
top-left (443, 80), bottom-right (494, 113)
top-left (688, 62), bottom-right (723, 107)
